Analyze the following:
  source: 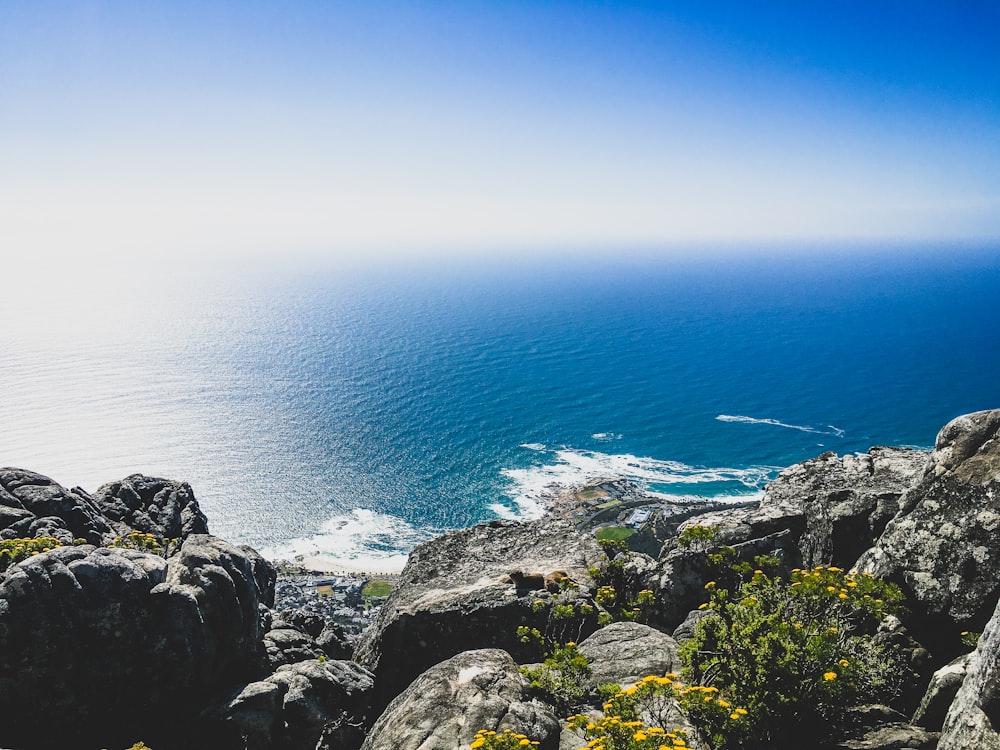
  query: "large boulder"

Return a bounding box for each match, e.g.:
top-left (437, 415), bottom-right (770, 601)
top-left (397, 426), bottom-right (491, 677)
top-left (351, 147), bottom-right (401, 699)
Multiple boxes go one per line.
top-left (225, 658), bottom-right (376, 750)
top-left (0, 533), bottom-right (275, 748)
top-left (858, 409), bottom-right (1000, 643)
top-left (360, 649), bottom-right (560, 750)
top-left (0, 467), bottom-right (115, 544)
top-left (354, 519), bottom-right (603, 708)
top-left (577, 621), bottom-right (680, 690)
top-left (938, 594), bottom-right (1000, 749)
top-left (92, 473), bottom-right (210, 541)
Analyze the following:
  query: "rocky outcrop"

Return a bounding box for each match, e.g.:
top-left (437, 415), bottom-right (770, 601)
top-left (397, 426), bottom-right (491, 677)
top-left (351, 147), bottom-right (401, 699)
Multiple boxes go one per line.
top-left (360, 649), bottom-right (560, 750)
top-left (577, 621), bottom-right (680, 690)
top-left (0, 532), bottom-right (274, 748)
top-left (225, 658), bottom-right (376, 750)
top-left (0, 467), bottom-right (213, 547)
top-left (354, 519), bottom-right (603, 708)
top-left (858, 409), bottom-right (1000, 641)
top-left (0, 467), bottom-right (115, 543)
top-left (93, 473), bottom-right (209, 540)
top-left (938, 594), bottom-right (1000, 749)
top-left (672, 447), bottom-right (926, 570)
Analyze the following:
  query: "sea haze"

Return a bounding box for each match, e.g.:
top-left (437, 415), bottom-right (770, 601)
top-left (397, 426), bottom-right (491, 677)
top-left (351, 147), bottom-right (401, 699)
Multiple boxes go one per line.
top-left (2, 246), bottom-right (998, 569)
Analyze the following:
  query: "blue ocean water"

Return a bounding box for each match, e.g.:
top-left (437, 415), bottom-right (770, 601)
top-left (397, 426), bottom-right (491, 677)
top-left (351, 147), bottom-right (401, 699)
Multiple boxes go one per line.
top-left (2, 246), bottom-right (998, 568)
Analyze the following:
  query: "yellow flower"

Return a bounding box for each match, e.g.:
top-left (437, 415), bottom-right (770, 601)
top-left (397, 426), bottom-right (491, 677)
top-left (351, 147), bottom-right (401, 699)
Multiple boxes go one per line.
top-left (519, 740), bottom-right (531, 746)
top-left (730, 712), bottom-right (740, 720)
top-left (823, 671), bottom-right (838, 681)
top-left (705, 581), bottom-right (716, 589)
top-left (839, 593), bottom-right (849, 599)
top-left (717, 699), bottom-right (730, 708)
top-left (839, 658), bottom-right (850, 667)
top-left (828, 566), bottom-right (841, 572)
top-left (634, 731), bottom-right (648, 741)
top-left (735, 708), bottom-right (748, 715)
top-left (470, 740), bottom-right (484, 749)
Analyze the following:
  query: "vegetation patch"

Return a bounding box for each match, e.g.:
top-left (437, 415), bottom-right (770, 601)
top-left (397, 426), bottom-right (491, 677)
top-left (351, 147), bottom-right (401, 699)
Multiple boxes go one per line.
top-left (361, 579), bottom-right (393, 598)
top-left (596, 526), bottom-right (636, 542)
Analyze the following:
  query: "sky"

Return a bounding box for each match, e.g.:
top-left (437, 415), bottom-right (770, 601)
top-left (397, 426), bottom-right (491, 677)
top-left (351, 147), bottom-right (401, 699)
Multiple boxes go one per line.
top-left (1, 1), bottom-right (999, 269)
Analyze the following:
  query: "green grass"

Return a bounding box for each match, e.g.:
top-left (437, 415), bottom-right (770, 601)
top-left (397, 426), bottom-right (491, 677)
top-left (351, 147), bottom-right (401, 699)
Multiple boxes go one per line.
top-left (362, 579), bottom-right (394, 598)
top-left (595, 526), bottom-right (635, 542)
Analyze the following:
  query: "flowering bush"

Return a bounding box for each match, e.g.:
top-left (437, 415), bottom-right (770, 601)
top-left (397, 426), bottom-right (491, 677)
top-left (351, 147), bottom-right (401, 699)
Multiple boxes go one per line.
top-left (680, 565), bottom-right (909, 746)
top-left (0, 537), bottom-right (66, 572)
top-left (110, 531), bottom-right (171, 555)
top-left (469, 728), bottom-right (540, 749)
top-left (567, 673), bottom-right (751, 750)
top-left (589, 539), bottom-right (656, 625)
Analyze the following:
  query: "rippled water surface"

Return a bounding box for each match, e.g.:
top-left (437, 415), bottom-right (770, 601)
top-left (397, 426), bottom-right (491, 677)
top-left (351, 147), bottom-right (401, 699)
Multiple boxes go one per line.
top-left (2, 248), bottom-right (998, 567)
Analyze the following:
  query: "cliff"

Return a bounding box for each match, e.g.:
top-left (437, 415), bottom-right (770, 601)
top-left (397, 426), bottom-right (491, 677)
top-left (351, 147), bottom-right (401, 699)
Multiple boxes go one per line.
top-left (2, 409), bottom-right (1000, 749)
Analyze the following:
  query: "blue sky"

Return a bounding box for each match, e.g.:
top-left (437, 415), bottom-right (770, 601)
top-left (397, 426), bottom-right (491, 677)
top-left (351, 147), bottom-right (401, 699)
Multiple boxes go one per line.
top-left (1, 1), bottom-right (998, 267)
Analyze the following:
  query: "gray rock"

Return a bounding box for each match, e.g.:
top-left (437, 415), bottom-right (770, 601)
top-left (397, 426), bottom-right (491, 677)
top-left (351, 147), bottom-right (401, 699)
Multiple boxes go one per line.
top-left (360, 649), bottom-right (560, 750)
top-left (93, 473), bottom-right (209, 541)
top-left (0, 533), bottom-right (274, 748)
top-left (939, 593), bottom-right (1000, 749)
top-left (858, 409), bottom-right (1000, 634)
top-left (671, 447), bottom-right (926, 569)
top-left (227, 659), bottom-right (376, 750)
top-left (354, 519), bottom-right (603, 708)
top-left (672, 608), bottom-right (711, 643)
top-left (577, 621), bottom-right (680, 689)
top-left (0, 467), bottom-right (114, 544)
top-left (824, 723), bottom-right (940, 749)
top-left (912, 654), bottom-right (971, 731)
top-left (265, 627), bottom-right (326, 668)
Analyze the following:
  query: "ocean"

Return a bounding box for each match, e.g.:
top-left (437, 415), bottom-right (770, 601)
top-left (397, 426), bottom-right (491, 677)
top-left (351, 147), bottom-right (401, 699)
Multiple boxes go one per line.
top-left (2, 245), bottom-right (998, 569)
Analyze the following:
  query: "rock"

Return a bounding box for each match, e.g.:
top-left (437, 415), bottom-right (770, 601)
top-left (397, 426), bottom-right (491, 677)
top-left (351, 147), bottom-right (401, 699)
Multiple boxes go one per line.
top-left (824, 723), bottom-right (940, 749)
top-left (0, 533), bottom-right (274, 748)
top-left (858, 409), bottom-right (1000, 643)
top-left (577, 622), bottom-right (680, 689)
top-left (912, 654), bottom-right (971, 731)
top-left (354, 519), bottom-right (603, 708)
top-left (226, 658), bottom-right (376, 750)
top-left (939, 594), bottom-right (1000, 749)
top-left (672, 608), bottom-right (711, 643)
top-left (0, 467), bottom-right (114, 544)
top-left (265, 627), bottom-right (327, 669)
top-left (93, 473), bottom-right (209, 541)
top-left (360, 649), bottom-right (560, 750)
top-left (672, 447), bottom-right (926, 570)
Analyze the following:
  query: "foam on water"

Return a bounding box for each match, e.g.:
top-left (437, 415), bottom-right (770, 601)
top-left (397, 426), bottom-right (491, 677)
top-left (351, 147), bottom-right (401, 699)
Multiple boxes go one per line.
top-left (261, 508), bottom-right (436, 571)
top-left (716, 415), bottom-right (847, 438)
top-left (494, 445), bottom-right (778, 520)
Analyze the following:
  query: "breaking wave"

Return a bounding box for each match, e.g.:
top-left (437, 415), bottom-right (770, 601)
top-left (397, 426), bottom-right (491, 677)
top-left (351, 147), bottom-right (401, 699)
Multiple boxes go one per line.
top-left (716, 415), bottom-right (846, 438)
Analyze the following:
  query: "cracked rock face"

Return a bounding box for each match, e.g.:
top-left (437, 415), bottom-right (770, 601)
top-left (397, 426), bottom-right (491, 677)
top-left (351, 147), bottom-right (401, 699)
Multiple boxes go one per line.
top-left (857, 409), bottom-right (1000, 635)
top-left (0, 533), bottom-right (274, 748)
top-left (360, 649), bottom-right (560, 750)
top-left (939, 594), bottom-right (1000, 749)
top-left (674, 446), bottom-right (927, 571)
top-left (354, 519), bottom-right (603, 709)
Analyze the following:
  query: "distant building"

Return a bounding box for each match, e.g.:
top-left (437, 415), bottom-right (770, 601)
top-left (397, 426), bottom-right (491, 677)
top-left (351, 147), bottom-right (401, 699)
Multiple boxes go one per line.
top-left (315, 584), bottom-right (334, 597)
top-left (625, 508), bottom-right (652, 527)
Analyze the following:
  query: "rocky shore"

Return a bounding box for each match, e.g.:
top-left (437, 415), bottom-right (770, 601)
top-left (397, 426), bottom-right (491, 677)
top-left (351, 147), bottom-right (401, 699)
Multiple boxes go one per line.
top-left (2, 409), bottom-right (1000, 749)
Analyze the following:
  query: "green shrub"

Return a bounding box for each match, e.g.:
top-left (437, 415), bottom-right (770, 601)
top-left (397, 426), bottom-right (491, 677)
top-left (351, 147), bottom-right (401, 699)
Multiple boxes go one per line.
top-left (589, 539), bottom-right (655, 624)
top-left (680, 565), bottom-right (909, 747)
top-left (678, 524), bottom-right (718, 550)
top-left (520, 641), bottom-right (593, 715)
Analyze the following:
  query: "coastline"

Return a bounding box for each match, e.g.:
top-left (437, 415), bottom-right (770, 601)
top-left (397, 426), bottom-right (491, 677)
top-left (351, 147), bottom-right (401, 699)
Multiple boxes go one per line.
top-left (273, 475), bottom-right (759, 581)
